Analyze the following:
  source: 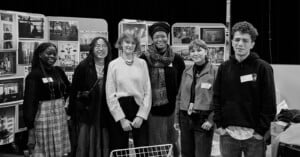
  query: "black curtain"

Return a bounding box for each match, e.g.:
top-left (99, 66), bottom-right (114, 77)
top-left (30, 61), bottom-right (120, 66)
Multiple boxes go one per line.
top-left (2, 0), bottom-right (299, 64)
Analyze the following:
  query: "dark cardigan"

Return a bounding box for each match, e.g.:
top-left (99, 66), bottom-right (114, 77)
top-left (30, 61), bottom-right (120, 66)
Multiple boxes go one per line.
top-left (69, 56), bottom-right (109, 127)
top-left (23, 66), bottom-right (70, 129)
top-left (140, 50), bottom-right (185, 116)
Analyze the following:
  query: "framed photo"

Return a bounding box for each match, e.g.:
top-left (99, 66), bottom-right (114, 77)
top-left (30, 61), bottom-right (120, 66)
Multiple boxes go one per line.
top-left (0, 105), bottom-right (15, 145)
top-left (0, 51), bottom-right (17, 76)
top-left (200, 28), bottom-right (225, 44)
top-left (57, 41), bottom-right (79, 72)
top-left (0, 77), bottom-right (24, 103)
top-left (207, 46), bottom-right (225, 65)
top-left (18, 41), bottom-right (40, 65)
top-left (1, 13), bottom-right (13, 22)
top-left (0, 12), bottom-right (17, 50)
top-left (172, 26), bottom-right (200, 45)
top-left (18, 14), bottom-right (45, 39)
top-left (121, 23), bottom-right (147, 44)
top-left (49, 20), bottom-right (79, 41)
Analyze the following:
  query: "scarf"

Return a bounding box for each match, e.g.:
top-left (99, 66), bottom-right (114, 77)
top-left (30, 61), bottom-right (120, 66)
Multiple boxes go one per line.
top-left (145, 44), bottom-right (175, 107)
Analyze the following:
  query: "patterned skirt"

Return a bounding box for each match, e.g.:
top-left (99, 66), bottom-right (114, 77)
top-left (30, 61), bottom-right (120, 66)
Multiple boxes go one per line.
top-left (31, 98), bottom-right (71, 157)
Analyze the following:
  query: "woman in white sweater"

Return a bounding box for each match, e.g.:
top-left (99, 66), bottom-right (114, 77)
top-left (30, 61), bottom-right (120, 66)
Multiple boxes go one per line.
top-left (106, 33), bottom-right (151, 150)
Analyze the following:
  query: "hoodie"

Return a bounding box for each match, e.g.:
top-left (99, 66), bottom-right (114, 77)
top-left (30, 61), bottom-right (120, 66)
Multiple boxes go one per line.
top-left (213, 52), bottom-right (276, 136)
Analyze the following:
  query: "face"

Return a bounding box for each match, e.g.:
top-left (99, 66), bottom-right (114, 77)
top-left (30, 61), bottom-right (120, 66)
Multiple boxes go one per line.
top-left (93, 38), bottom-right (108, 59)
top-left (152, 31), bottom-right (168, 50)
top-left (190, 46), bottom-right (207, 64)
top-left (121, 37), bottom-right (136, 55)
top-left (39, 46), bottom-right (57, 66)
top-left (232, 31), bottom-right (255, 58)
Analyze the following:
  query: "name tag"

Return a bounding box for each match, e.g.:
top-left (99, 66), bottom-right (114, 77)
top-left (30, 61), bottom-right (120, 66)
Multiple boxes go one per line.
top-left (168, 63), bottom-right (173, 67)
top-left (201, 83), bottom-right (211, 89)
top-left (240, 74), bottom-right (257, 83)
top-left (42, 77), bottom-right (54, 83)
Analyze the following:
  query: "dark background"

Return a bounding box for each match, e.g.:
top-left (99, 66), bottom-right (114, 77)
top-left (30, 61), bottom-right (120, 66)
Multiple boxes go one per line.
top-left (2, 0), bottom-right (299, 64)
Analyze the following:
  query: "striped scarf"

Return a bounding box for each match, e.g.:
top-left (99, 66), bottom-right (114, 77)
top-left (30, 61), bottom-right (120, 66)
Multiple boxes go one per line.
top-left (145, 45), bottom-right (175, 107)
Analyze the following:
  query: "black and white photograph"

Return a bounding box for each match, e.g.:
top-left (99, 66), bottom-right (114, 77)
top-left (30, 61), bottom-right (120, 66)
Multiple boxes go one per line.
top-left (172, 26), bottom-right (200, 45)
top-left (0, 13), bottom-right (13, 22)
top-left (0, 51), bottom-right (16, 76)
top-left (0, 106), bottom-right (15, 145)
top-left (121, 23), bottom-right (147, 44)
top-left (207, 46), bottom-right (225, 64)
top-left (18, 41), bottom-right (40, 65)
top-left (49, 20), bottom-right (79, 41)
top-left (0, 77), bottom-right (24, 103)
top-left (79, 31), bottom-right (108, 51)
top-left (18, 14), bottom-right (45, 39)
top-left (57, 41), bottom-right (79, 71)
top-left (201, 28), bottom-right (225, 44)
top-left (0, 12), bottom-right (17, 50)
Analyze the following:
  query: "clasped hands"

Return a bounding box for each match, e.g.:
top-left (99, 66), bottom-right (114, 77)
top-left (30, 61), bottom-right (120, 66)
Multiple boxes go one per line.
top-left (120, 116), bottom-right (143, 131)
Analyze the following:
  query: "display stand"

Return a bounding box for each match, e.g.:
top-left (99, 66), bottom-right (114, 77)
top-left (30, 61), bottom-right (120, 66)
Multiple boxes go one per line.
top-left (171, 23), bottom-right (229, 66)
top-left (0, 10), bottom-right (108, 146)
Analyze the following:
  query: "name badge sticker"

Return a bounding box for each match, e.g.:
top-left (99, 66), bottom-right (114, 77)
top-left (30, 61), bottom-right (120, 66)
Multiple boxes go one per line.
top-left (240, 73), bottom-right (257, 83)
top-left (42, 78), bottom-right (48, 83)
top-left (48, 77), bottom-right (54, 82)
top-left (201, 83), bottom-right (212, 89)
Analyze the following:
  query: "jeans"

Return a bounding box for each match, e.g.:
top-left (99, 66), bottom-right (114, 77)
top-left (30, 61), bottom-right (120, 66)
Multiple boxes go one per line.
top-left (220, 134), bottom-right (266, 157)
top-left (179, 110), bottom-right (214, 157)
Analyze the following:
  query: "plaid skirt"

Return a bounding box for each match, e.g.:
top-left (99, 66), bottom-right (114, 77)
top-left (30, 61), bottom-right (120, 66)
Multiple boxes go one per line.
top-left (31, 98), bottom-right (71, 157)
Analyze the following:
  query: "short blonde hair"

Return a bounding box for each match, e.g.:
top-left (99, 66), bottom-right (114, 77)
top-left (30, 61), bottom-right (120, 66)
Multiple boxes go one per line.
top-left (115, 33), bottom-right (141, 52)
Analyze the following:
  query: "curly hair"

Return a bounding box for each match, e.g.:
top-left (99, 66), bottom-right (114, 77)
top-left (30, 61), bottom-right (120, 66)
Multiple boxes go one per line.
top-left (232, 21), bottom-right (258, 42)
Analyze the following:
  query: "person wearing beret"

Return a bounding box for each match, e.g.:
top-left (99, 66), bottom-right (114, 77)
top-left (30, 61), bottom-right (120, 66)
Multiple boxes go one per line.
top-left (140, 22), bottom-right (185, 156)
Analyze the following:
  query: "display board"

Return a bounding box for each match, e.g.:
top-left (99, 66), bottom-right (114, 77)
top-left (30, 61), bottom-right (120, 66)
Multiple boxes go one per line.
top-left (118, 19), bottom-right (167, 57)
top-left (171, 23), bottom-right (229, 65)
top-left (0, 10), bottom-right (108, 144)
top-left (272, 64), bottom-right (300, 110)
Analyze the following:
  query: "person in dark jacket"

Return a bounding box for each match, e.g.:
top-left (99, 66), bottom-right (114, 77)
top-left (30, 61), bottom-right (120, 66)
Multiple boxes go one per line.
top-left (69, 37), bottom-right (112, 157)
top-left (213, 21), bottom-right (276, 157)
top-left (23, 42), bottom-right (71, 157)
top-left (140, 22), bottom-right (185, 156)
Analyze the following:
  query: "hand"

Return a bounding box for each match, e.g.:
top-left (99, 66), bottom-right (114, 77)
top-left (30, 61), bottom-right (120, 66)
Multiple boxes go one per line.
top-left (131, 117), bottom-right (143, 128)
top-left (201, 121), bottom-right (213, 130)
top-left (120, 118), bottom-right (132, 131)
top-left (216, 127), bottom-right (227, 135)
top-left (253, 133), bottom-right (263, 140)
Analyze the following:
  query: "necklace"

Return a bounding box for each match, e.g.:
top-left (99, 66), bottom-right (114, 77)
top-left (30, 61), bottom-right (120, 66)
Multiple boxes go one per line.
top-left (124, 59), bottom-right (134, 65)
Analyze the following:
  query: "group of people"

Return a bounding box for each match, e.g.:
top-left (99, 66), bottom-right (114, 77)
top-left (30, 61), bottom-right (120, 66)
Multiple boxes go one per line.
top-left (23, 21), bottom-right (276, 157)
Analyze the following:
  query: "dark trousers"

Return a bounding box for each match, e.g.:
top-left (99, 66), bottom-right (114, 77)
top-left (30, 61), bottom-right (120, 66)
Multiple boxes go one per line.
top-left (109, 96), bottom-right (148, 150)
top-left (179, 110), bottom-right (214, 157)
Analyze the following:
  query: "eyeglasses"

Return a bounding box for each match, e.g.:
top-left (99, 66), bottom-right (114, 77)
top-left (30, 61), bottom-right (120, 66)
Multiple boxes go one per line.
top-left (95, 44), bottom-right (107, 49)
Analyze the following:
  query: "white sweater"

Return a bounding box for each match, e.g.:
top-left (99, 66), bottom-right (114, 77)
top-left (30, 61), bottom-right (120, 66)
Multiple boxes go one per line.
top-left (106, 57), bottom-right (152, 122)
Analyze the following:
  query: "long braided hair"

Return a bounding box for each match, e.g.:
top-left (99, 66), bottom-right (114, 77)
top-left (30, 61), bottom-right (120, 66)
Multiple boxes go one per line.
top-left (31, 42), bottom-right (66, 99)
